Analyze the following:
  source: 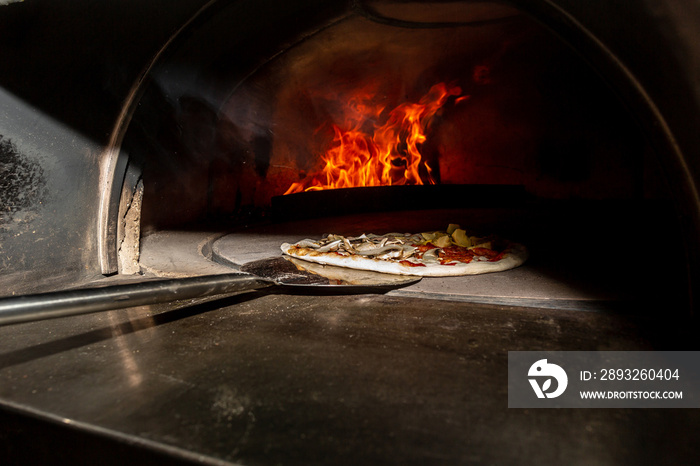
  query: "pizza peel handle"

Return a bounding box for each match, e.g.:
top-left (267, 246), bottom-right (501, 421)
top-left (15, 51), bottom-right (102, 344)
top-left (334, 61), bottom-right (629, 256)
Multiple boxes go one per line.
top-left (0, 258), bottom-right (420, 326)
top-left (0, 273), bottom-right (275, 326)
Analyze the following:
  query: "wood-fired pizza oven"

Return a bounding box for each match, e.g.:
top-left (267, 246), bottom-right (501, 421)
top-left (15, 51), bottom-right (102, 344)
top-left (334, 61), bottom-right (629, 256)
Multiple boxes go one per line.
top-left (1, 1), bottom-right (700, 464)
top-left (1, 0), bottom-right (698, 311)
top-left (107, 0), bottom-right (697, 315)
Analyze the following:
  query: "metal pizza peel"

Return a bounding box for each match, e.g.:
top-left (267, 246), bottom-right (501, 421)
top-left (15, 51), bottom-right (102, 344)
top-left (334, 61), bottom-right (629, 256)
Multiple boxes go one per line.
top-left (0, 257), bottom-right (420, 326)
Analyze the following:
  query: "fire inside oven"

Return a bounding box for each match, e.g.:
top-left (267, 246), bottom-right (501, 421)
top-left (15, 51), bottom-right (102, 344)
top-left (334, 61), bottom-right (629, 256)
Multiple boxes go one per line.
top-left (114, 0), bottom-right (686, 310)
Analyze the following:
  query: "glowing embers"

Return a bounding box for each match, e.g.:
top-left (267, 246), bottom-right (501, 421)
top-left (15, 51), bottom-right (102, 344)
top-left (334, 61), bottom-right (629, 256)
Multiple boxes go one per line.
top-left (284, 82), bottom-right (465, 194)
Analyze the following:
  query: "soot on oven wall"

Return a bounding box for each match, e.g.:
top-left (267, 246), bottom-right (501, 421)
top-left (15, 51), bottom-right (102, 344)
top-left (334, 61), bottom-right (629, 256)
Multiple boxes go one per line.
top-left (0, 136), bottom-right (47, 233)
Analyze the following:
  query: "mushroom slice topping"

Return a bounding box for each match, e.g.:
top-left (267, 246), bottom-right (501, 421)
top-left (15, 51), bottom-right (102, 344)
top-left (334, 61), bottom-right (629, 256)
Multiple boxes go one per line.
top-left (421, 248), bottom-right (441, 264)
top-left (354, 244), bottom-right (405, 256)
top-left (295, 239), bottom-right (321, 249)
top-left (315, 239), bottom-right (343, 253)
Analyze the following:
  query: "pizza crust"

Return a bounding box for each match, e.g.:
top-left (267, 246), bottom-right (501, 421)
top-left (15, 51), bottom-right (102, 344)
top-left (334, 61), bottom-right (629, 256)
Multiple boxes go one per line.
top-left (280, 241), bottom-right (528, 277)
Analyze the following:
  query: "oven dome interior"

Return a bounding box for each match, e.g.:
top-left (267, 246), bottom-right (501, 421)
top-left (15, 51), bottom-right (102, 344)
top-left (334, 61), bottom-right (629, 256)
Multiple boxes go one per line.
top-left (122, 1), bottom-right (667, 227)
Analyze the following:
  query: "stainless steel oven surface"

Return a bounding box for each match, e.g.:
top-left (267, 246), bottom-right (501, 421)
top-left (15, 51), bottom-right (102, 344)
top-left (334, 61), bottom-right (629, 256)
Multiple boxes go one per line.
top-left (1, 1), bottom-right (699, 464)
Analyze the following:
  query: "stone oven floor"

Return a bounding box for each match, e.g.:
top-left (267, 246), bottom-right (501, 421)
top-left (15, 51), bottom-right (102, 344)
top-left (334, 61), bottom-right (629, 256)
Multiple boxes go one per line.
top-left (136, 206), bottom-right (686, 313)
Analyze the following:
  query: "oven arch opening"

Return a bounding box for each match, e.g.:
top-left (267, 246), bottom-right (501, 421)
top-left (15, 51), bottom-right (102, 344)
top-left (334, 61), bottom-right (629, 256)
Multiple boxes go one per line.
top-left (102, 0), bottom-right (699, 315)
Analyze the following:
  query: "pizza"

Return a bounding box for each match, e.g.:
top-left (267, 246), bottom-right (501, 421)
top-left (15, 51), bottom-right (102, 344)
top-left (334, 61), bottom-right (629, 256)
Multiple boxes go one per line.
top-left (280, 224), bottom-right (527, 277)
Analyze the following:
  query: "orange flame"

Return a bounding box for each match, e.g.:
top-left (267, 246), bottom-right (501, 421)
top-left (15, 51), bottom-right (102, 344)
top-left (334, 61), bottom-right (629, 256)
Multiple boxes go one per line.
top-left (284, 82), bottom-right (463, 194)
